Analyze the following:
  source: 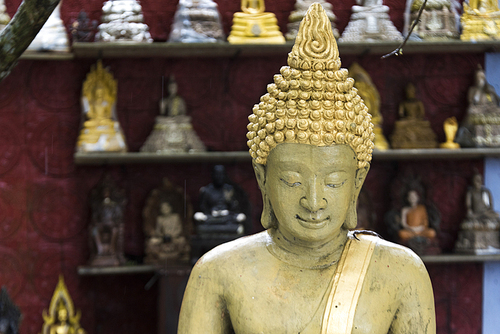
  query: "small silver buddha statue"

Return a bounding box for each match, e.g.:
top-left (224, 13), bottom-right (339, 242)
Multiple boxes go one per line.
top-left (405, 0), bottom-right (459, 40)
top-left (140, 76), bottom-right (205, 153)
top-left (96, 0), bottom-right (153, 42)
top-left (168, 0), bottom-right (225, 43)
top-left (28, 1), bottom-right (69, 51)
top-left (340, 0), bottom-right (403, 42)
top-left (455, 172), bottom-right (500, 254)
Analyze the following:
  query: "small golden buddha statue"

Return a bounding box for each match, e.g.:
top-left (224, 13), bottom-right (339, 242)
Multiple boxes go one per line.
top-left (461, 0), bottom-right (500, 41)
top-left (390, 83), bottom-right (438, 149)
top-left (76, 61), bottom-right (127, 153)
top-left (179, 4), bottom-right (435, 333)
top-left (440, 117), bottom-right (460, 149)
top-left (40, 276), bottom-right (85, 334)
top-left (227, 0), bottom-right (286, 44)
top-left (349, 62), bottom-right (389, 150)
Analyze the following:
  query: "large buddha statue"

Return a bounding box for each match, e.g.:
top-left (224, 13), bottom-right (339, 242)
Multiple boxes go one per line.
top-left (227, 0), bottom-right (286, 44)
top-left (390, 83), bottom-right (438, 149)
top-left (461, 0), bottom-right (500, 41)
top-left (286, 0), bottom-right (339, 40)
top-left (179, 4), bottom-right (435, 333)
top-left (76, 61), bottom-right (127, 153)
top-left (455, 172), bottom-right (500, 254)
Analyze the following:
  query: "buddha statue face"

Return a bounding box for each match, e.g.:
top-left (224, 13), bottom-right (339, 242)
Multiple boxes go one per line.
top-left (407, 190), bottom-right (419, 206)
top-left (257, 143), bottom-right (365, 244)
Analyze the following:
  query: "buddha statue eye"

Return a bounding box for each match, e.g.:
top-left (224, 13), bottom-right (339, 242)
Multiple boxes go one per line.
top-left (326, 180), bottom-right (346, 188)
top-left (280, 178), bottom-right (301, 187)
top-left (325, 173), bottom-right (347, 188)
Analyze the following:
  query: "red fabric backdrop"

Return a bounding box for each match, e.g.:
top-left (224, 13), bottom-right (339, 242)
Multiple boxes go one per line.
top-left (0, 0), bottom-right (484, 333)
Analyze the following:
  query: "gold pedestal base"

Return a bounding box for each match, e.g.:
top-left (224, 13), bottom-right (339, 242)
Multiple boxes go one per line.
top-left (440, 141), bottom-right (460, 149)
top-left (228, 12), bottom-right (285, 44)
top-left (461, 13), bottom-right (500, 41)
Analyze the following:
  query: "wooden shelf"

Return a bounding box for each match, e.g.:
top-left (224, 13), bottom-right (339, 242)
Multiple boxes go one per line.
top-left (77, 264), bottom-right (191, 276)
top-left (71, 40), bottom-right (500, 58)
top-left (74, 148), bottom-right (500, 165)
top-left (422, 253), bottom-right (500, 264)
top-left (20, 50), bottom-right (74, 60)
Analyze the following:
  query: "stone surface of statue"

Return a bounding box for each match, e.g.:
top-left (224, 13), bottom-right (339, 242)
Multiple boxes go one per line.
top-left (40, 276), bottom-right (85, 334)
top-left (286, 0), bottom-right (339, 40)
top-left (76, 61), bottom-right (127, 153)
top-left (440, 116), bottom-right (460, 148)
top-left (385, 178), bottom-right (440, 255)
top-left (455, 172), bottom-right (500, 254)
top-left (88, 176), bottom-right (126, 267)
top-left (405, 0), bottom-right (459, 40)
top-left (140, 76), bottom-right (205, 153)
top-left (143, 178), bottom-right (192, 264)
top-left (349, 62), bottom-right (389, 150)
top-left (461, 0), bottom-right (500, 41)
top-left (340, 0), bottom-right (404, 42)
top-left (456, 65), bottom-right (500, 147)
top-left (168, 0), bottom-right (225, 43)
top-left (179, 5), bottom-right (436, 333)
top-left (96, 0), bottom-right (153, 42)
top-left (0, 0), bottom-right (10, 32)
top-left (227, 0), bottom-right (286, 44)
top-left (0, 287), bottom-right (21, 334)
top-left (28, 2), bottom-right (69, 51)
top-left (390, 83), bottom-right (438, 149)
top-left (70, 11), bottom-right (97, 42)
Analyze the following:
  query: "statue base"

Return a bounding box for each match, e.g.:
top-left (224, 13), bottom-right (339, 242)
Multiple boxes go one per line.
top-left (439, 141), bottom-right (460, 149)
top-left (461, 10), bottom-right (500, 41)
top-left (228, 12), bottom-right (285, 44)
top-left (402, 236), bottom-right (441, 256)
top-left (455, 229), bottom-right (500, 254)
top-left (340, 6), bottom-right (403, 42)
top-left (390, 119), bottom-right (438, 149)
top-left (412, 7), bottom-right (459, 40)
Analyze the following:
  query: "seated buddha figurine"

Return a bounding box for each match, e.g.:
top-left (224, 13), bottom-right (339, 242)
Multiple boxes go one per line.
top-left (227, 0), bottom-right (286, 44)
top-left (179, 5), bottom-right (436, 333)
top-left (143, 178), bottom-right (192, 264)
top-left (76, 61), bottom-right (127, 153)
top-left (455, 172), bottom-right (500, 253)
top-left (41, 276), bottom-right (85, 334)
top-left (286, 0), bottom-right (339, 40)
top-left (456, 65), bottom-right (500, 147)
top-left (390, 83), bottom-right (438, 149)
top-left (461, 0), bottom-right (500, 41)
top-left (407, 0), bottom-right (459, 40)
top-left (340, 0), bottom-right (403, 42)
top-left (140, 76), bottom-right (205, 153)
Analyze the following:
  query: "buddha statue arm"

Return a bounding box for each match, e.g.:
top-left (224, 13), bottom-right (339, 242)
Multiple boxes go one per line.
top-left (386, 251), bottom-right (436, 333)
top-left (178, 258), bottom-right (233, 333)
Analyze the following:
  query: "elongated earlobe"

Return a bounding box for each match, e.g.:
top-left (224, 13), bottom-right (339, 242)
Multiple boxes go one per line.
top-left (344, 166), bottom-right (369, 230)
top-left (344, 200), bottom-right (358, 230)
top-left (261, 195), bottom-right (277, 229)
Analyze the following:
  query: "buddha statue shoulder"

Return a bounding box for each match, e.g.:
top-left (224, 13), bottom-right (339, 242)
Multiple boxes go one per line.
top-left (178, 4), bottom-right (436, 334)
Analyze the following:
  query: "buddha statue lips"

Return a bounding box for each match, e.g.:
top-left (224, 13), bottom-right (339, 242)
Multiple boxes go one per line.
top-left (179, 4), bottom-right (435, 334)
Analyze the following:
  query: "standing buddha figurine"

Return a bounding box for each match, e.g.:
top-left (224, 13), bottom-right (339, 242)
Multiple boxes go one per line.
top-left (461, 0), bottom-right (500, 40)
top-left (228, 0), bottom-right (285, 44)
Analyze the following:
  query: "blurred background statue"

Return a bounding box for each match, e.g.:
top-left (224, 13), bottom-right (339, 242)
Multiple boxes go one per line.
top-left (404, 0), bottom-right (459, 40)
top-left (88, 176), bottom-right (126, 267)
top-left (70, 11), bottom-right (98, 42)
top-left (461, 0), bottom-right (500, 40)
top-left (143, 178), bottom-right (192, 264)
top-left (455, 172), bottom-right (500, 254)
top-left (0, 287), bottom-right (21, 334)
top-left (0, 0), bottom-right (10, 32)
top-left (27, 1), bottom-right (69, 51)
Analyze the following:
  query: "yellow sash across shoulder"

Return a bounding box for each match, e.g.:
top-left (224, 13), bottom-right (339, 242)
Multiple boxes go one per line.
top-left (320, 234), bottom-right (378, 334)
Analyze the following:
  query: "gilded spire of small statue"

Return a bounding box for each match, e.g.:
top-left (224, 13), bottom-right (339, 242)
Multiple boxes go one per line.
top-left (40, 276), bottom-right (85, 334)
top-left (246, 3), bottom-right (375, 168)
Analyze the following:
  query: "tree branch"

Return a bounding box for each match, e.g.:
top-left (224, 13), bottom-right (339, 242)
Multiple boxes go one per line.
top-left (381, 0), bottom-right (428, 59)
top-left (0, 0), bottom-right (60, 81)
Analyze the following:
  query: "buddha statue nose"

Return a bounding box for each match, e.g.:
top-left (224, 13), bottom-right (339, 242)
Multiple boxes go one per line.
top-left (300, 180), bottom-right (327, 213)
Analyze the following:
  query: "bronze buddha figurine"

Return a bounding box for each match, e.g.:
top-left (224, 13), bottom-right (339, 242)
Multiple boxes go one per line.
top-left (179, 4), bottom-right (435, 333)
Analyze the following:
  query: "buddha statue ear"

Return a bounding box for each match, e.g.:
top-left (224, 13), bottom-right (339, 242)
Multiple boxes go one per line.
top-left (253, 161), bottom-right (276, 229)
top-left (344, 166), bottom-right (370, 230)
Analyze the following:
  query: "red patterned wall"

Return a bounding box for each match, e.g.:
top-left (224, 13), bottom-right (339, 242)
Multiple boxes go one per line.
top-left (0, 0), bottom-right (484, 333)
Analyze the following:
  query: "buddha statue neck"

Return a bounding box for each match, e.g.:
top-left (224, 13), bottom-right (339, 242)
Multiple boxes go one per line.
top-left (266, 227), bottom-right (348, 270)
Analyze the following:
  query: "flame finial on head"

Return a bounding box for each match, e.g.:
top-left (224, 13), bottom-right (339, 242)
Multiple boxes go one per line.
top-left (246, 3), bottom-right (375, 168)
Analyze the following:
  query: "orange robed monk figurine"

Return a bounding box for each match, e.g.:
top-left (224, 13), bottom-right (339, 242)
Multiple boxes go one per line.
top-left (178, 4), bottom-right (436, 334)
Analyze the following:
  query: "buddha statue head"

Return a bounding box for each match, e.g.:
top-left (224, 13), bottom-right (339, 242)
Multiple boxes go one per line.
top-left (247, 4), bottom-right (375, 240)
